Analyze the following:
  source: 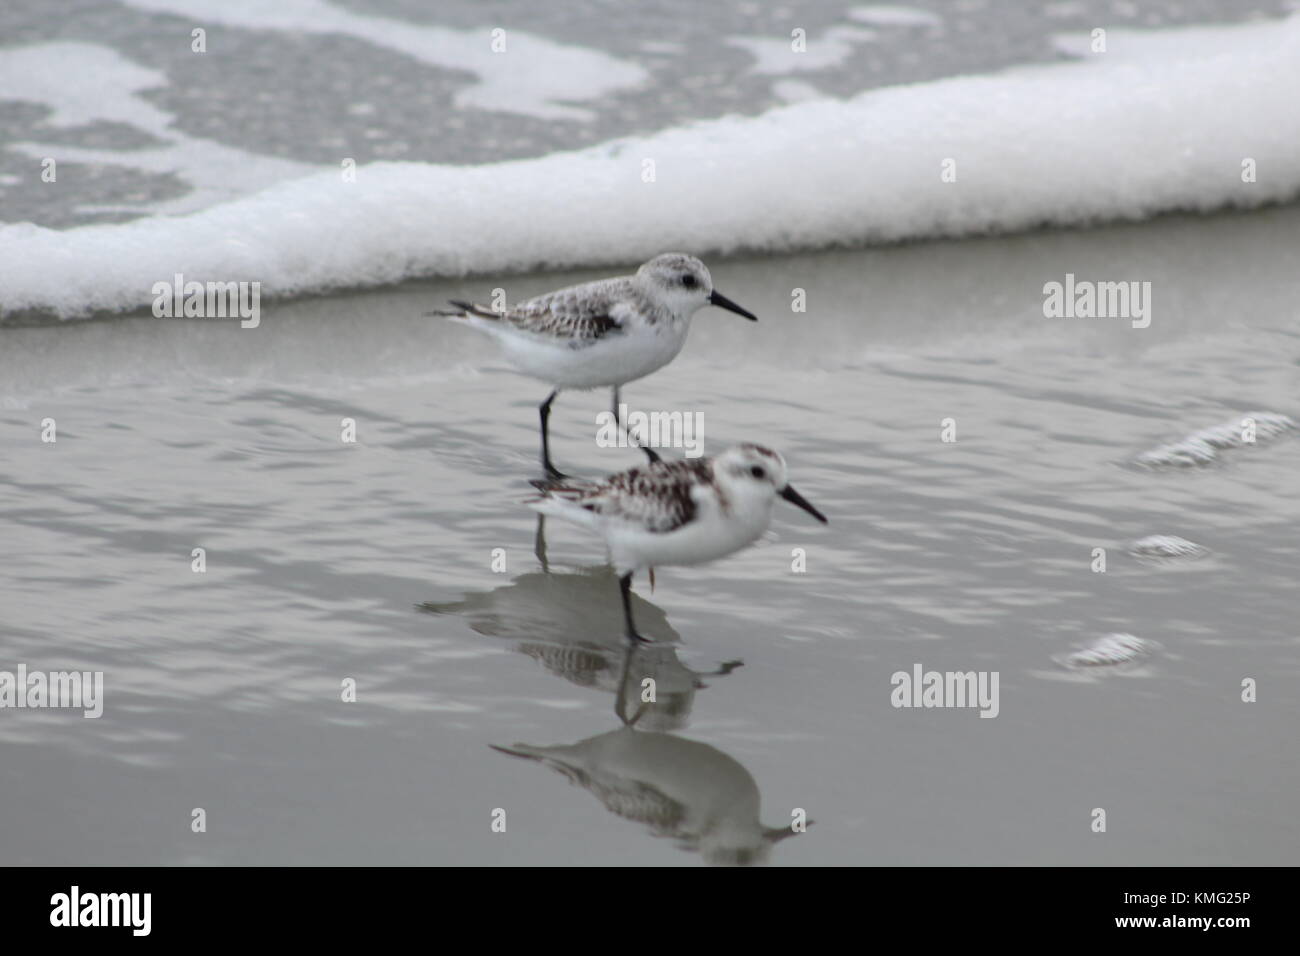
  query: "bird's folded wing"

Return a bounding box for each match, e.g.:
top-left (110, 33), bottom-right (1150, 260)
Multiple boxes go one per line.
top-left (505, 285), bottom-right (631, 344)
top-left (559, 461), bottom-right (706, 534)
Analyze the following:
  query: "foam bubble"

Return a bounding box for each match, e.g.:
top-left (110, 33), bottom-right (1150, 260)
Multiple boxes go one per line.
top-left (1127, 535), bottom-right (1210, 561)
top-left (1133, 412), bottom-right (1296, 469)
top-left (1057, 633), bottom-right (1156, 669)
top-left (848, 6), bottom-right (942, 28)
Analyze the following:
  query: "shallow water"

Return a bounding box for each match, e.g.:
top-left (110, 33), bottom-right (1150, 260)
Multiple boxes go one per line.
top-left (2, 203), bottom-right (1298, 864)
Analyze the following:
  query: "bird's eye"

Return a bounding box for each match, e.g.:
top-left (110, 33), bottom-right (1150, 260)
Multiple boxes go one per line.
top-left (750, 466), bottom-right (765, 479)
top-left (681, 274), bottom-right (697, 288)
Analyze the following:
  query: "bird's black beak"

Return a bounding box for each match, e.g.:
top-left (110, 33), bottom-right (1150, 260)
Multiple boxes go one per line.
top-left (780, 484), bottom-right (828, 524)
top-left (709, 290), bottom-right (758, 321)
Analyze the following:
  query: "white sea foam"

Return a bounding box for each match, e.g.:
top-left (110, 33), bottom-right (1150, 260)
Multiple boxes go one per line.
top-left (0, 43), bottom-right (319, 217)
top-left (1127, 535), bottom-right (1210, 562)
top-left (1133, 412), bottom-right (1296, 469)
top-left (727, 26), bottom-right (877, 75)
top-left (848, 6), bottom-right (942, 28)
top-left (118, 0), bottom-right (646, 121)
top-left (1057, 633), bottom-right (1155, 670)
top-left (3, 14), bottom-right (1299, 318)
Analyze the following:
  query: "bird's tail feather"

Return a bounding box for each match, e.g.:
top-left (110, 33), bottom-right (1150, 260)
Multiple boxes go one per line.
top-left (528, 485), bottom-right (600, 529)
top-left (426, 299), bottom-right (500, 320)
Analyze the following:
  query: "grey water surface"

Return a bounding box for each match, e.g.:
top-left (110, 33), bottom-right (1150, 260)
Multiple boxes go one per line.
top-left (2, 203), bottom-right (1298, 864)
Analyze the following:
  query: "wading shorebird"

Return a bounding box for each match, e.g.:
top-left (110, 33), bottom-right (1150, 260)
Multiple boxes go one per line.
top-left (433, 254), bottom-right (757, 479)
top-left (529, 444), bottom-right (827, 642)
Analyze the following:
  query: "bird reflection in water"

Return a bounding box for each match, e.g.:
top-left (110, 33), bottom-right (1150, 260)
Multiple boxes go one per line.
top-left (419, 516), bottom-right (739, 728)
top-left (421, 515), bottom-right (805, 864)
top-left (493, 643), bottom-right (804, 866)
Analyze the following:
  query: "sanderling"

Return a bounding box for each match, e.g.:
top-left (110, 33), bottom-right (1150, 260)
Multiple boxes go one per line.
top-left (529, 443), bottom-right (827, 642)
top-left (433, 253), bottom-right (757, 479)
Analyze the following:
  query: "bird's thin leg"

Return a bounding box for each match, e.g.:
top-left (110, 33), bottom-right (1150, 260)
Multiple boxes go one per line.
top-left (614, 642), bottom-right (633, 724)
top-left (612, 386), bottom-right (661, 465)
top-left (619, 572), bottom-right (650, 644)
top-left (613, 643), bottom-right (652, 727)
top-left (533, 514), bottom-right (549, 572)
top-left (539, 390), bottom-right (567, 480)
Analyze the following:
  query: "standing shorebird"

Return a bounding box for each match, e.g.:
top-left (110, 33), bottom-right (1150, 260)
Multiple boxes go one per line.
top-left (529, 444), bottom-right (827, 642)
top-left (433, 253), bottom-right (757, 479)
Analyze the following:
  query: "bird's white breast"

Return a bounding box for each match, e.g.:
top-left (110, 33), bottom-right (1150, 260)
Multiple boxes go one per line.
top-left (503, 315), bottom-right (689, 390)
top-left (605, 488), bottom-right (773, 574)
